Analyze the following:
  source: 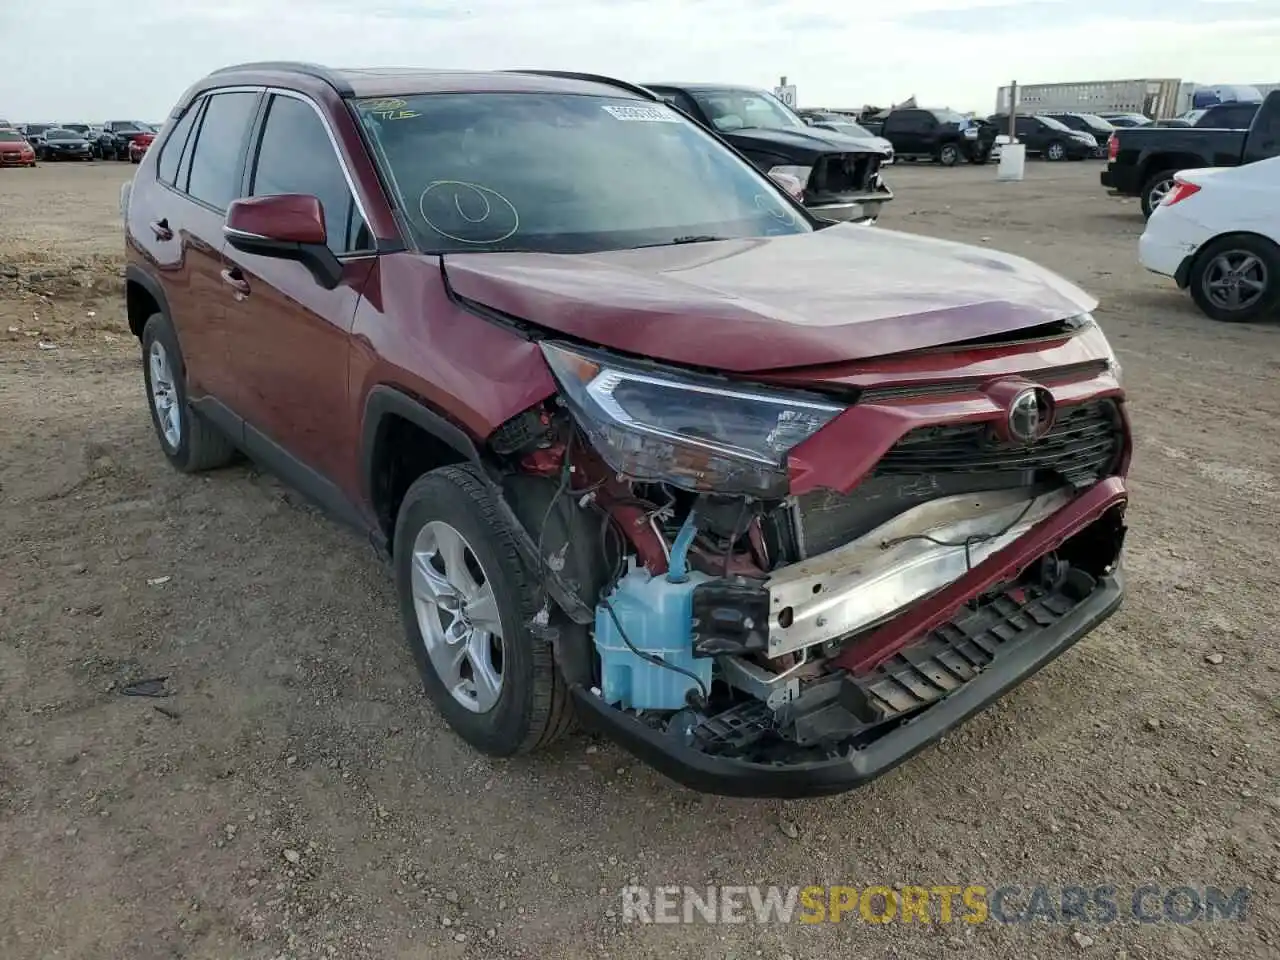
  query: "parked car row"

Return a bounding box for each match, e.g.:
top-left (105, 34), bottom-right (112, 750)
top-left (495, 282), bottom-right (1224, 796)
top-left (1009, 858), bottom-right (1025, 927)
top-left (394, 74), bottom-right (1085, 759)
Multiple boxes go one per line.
top-left (860, 107), bottom-right (999, 165)
top-left (1140, 155), bottom-right (1280, 323)
top-left (1132, 93), bottom-right (1280, 323)
top-left (0, 120), bottom-right (159, 165)
top-left (1101, 89), bottom-right (1280, 216)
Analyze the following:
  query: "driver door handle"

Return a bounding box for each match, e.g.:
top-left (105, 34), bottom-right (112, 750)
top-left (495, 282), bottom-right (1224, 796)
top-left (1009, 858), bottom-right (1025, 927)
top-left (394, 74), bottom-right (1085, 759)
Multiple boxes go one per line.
top-left (221, 267), bottom-right (250, 298)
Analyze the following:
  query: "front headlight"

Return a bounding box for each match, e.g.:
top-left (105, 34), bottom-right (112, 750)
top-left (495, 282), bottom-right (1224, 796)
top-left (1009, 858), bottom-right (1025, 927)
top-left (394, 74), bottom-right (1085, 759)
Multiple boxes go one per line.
top-left (767, 164), bottom-right (811, 202)
top-left (540, 342), bottom-right (845, 498)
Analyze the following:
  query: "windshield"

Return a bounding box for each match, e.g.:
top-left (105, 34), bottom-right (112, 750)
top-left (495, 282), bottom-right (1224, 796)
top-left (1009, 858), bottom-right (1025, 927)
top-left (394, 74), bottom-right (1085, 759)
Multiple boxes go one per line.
top-left (688, 89), bottom-right (804, 132)
top-left (26, 124), bottom-right (53, 135)
top-left (1076, 114), bottom-right (1113, 132)
top-left (61, 124), bottom-right (89, 133)
top-left (112, 122), bottom-right (144, 132)
top-left (46, 129), bottom-right (79, 140)
top-left (934, 110), bottom-right (968, 125)
top-left (356, 93), bottom-right (810, 255)
top-left (0, 130), bottom-right (23, 142)
top-left (1038, 115), bottom-right (1072, 132)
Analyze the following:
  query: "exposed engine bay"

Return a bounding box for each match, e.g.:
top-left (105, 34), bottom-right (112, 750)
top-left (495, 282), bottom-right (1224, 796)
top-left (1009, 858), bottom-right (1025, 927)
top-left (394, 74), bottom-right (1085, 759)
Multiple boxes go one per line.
top-left (490, 339), bottom-right (1129, 771)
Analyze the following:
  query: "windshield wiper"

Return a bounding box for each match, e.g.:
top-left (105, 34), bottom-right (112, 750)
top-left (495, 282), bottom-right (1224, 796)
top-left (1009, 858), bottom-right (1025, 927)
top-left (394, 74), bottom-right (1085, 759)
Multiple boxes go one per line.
top-left (669, 235), bottom-right (729, 244)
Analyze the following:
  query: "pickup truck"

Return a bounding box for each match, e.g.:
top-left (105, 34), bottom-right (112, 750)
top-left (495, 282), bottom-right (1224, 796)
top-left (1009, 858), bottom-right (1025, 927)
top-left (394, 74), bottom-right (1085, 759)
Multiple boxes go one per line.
top-left (1101, 90), bottom-right (1280, 217)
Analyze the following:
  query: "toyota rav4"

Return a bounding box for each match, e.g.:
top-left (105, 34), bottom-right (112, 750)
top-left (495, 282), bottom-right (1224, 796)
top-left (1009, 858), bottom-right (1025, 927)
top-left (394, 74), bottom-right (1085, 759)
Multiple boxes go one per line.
top-left (121, 62), bottom-right (1130, 798)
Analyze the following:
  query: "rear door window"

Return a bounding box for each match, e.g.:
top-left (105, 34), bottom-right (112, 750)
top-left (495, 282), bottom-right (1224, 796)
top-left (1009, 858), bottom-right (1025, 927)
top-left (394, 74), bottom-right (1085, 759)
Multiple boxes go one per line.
top-left (185, 91), bottom-right (259, 211)
top-left (248, 93), bottom-right (370, 253)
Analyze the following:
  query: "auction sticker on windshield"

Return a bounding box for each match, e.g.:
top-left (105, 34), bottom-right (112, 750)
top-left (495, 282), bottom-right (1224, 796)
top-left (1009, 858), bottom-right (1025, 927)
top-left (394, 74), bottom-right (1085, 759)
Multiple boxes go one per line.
top-left (601, 104), bottom-right (681, 123)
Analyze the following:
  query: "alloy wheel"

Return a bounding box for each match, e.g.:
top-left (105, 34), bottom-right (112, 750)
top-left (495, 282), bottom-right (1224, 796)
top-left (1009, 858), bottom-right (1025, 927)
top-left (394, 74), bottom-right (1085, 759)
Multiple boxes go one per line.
top-left (1147, 177), bottom-right (1175, 210)
top-left (410, 520), bottom-right (505, 713)
top-left (148, 339), bottom-right (181, 448)
top-left (1202, 250), bottom-right (1268, 313)
top-left (1048, 142), bottom-right (1065, 161)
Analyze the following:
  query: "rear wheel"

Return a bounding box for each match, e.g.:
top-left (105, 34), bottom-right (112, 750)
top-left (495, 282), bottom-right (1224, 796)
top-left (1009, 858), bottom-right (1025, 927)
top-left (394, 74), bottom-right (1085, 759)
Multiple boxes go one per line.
top-left (938, 143), bottom-right (960, 166)
top-left (394, 465), bottom-right (574, 756)
top-left (141, 313), bottom-right (237, 472)
top-left (1188, 235), bottom-right (1280, 323)
top-left (1140, 169), bottom-right (1179, 218)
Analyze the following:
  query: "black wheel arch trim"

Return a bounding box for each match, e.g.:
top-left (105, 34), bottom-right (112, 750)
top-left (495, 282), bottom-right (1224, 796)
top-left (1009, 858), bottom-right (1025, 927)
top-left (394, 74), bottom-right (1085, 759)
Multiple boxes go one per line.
top-left (359, 384), bottom-right (595, 626)
top-left (125, 264), bottom-right (175, 338)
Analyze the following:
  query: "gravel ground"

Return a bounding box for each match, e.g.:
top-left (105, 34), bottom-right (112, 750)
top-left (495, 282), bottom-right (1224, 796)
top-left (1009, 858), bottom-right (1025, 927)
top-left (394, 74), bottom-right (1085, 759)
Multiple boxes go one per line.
top-left (1, 160), bottom-right (1278, 960)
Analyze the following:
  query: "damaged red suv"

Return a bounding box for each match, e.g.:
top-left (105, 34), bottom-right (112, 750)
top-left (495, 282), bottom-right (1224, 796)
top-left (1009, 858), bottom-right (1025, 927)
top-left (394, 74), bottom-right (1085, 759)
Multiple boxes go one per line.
top-left (122, 62), bottom-right (1129, 798)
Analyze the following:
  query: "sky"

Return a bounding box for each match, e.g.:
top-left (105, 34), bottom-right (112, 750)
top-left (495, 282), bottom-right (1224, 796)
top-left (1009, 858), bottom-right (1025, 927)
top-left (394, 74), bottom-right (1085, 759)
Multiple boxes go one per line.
top-left (2, 0), bottom-right (1278, 121)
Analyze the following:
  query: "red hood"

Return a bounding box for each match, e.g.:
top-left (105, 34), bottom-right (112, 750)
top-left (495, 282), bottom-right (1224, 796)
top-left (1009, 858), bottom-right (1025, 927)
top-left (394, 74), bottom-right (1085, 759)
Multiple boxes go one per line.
top-left (0, 139), bottom-right (31, 151)
top-left (441, 226), bottom-right (1097, 372)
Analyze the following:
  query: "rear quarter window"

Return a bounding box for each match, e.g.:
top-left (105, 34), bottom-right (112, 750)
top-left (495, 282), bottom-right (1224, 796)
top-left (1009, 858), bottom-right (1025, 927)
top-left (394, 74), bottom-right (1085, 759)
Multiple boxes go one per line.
top-left (156, 105), bottom-right (200, 186)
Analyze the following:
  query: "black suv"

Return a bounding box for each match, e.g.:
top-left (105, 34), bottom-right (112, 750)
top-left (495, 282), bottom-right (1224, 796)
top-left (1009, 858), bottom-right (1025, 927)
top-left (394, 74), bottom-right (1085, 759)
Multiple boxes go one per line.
top-left (987, 114), bottom-right (1097, 161)
top-left (644, 82), bottom-right (892, 223)
top-left (877, 107), bottom-right (995, 165)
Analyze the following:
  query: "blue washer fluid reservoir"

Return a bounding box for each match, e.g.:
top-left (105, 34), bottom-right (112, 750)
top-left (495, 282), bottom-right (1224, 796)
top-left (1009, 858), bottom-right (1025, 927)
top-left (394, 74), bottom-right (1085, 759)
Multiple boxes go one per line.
top-left (594, 559), bottom-right (713, 711)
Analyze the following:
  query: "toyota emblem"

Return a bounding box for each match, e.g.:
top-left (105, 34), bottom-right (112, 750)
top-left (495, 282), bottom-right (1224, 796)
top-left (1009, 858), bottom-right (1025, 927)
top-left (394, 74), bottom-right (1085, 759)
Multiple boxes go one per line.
top-left (1007, 387), bottom-right (1055, 444)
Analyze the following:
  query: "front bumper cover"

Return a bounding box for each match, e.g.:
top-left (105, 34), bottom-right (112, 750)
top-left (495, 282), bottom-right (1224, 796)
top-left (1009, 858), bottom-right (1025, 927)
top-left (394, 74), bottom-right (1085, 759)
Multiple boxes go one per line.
top-left (574, 566), bottom-right (1122, 798)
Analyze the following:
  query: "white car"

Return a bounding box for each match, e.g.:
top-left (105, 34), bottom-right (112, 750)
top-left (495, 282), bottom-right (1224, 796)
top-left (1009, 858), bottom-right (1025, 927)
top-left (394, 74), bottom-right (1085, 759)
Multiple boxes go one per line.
top-left (1139, 157), bottom-right (1280, 322)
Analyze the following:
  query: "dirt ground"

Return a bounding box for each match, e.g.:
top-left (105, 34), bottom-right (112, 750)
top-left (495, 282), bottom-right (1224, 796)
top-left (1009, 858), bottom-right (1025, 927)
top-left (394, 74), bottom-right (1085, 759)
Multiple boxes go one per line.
top-left (2, 160), bottom-right (1278, 960)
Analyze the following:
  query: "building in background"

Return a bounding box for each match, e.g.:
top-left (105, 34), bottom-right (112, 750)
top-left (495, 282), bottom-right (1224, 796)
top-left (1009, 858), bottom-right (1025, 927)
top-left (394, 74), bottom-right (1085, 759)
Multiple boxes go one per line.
top-left (996, 79), bottom-right (1280, 120)
top-left (995, 79), bottom-right (1187, 118)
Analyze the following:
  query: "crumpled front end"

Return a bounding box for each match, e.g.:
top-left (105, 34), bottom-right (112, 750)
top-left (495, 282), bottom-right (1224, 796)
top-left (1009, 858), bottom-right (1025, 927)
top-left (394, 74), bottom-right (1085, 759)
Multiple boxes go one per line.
top-left (495, 318), bottom-right (1129, 797)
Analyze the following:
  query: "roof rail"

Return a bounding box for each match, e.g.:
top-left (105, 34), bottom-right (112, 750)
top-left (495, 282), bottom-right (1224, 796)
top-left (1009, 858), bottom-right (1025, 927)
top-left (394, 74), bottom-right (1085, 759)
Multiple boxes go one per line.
top-left (208, 61), bottom-right (353, 96)
top-left (505, 70), bottom-right (658, 102)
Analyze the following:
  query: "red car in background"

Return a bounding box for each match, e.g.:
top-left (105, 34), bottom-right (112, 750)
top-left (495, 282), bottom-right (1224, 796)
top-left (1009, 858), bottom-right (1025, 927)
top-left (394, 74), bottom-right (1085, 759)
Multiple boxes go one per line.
top-left (129, 130), bottom-right (157, 163)
top-left (0, 129), bottom-right (36, 166)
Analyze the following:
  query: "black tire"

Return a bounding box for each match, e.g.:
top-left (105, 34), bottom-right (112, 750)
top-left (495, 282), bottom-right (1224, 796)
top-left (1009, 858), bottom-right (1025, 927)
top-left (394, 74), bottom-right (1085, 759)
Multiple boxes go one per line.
top-left (394, 464), bottom-right (574, 756)
top-left (938, 143), bottom-right (960, 167)
top-left (140, 313), bottom-right (237, 472)
top-left (1188, 235), bottom-right (1280, 323)
top-left (1045, 139), bottom-right (1067, 162)
top-left (1140, 169), bottom-right (1179, 219)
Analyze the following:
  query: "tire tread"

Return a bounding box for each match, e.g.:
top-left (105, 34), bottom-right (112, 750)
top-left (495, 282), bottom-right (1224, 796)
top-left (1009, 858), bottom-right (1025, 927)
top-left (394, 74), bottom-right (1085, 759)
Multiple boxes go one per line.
top-left (396, 464), bottom-right (574, 754)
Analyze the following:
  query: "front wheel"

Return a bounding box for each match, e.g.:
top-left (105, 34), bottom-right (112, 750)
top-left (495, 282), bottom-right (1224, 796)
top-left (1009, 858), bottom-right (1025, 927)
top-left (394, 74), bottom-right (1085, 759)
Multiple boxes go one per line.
top-left (1046, 140), bottom-right (1066, 161)
top-left (1188, 235), bottom-right (1280, 323)
top-left (1140, 169), bottom-right (1179, 218)
top-left (938, 143), bottom-right (960, 166)
top-left (394, 465), bottom-right (574, 756)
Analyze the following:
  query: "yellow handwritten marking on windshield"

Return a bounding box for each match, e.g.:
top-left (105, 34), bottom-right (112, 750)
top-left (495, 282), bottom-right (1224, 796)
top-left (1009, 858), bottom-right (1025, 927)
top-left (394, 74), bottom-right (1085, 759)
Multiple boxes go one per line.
top-left (357, 97), bottom-right (408, 113)
top-left (371, 110), bottom-right (420, 121)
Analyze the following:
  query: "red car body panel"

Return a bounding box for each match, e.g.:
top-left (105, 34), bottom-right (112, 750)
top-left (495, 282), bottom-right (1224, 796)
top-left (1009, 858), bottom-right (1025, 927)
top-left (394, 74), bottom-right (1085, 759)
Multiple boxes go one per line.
top-left (788, 367), bottom-right (1126, 495)
top-left (350, 254), bottom-right (559, 445)
top-left (129, 132), bottom-right (156, 161)
top-left (440, 228), bottom-right (1097, 372)
top-left (0, 136), bottom-right (36, 166)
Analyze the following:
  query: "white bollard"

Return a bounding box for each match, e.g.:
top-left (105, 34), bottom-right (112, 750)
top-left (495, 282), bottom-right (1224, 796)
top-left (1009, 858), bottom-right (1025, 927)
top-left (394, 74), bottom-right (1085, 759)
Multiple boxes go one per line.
top-left (997, 137), bottom-right (1026, 182)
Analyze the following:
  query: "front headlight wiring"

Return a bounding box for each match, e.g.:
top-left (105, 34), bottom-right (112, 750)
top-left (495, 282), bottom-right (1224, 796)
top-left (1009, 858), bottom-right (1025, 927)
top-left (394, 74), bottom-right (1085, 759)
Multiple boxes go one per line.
top-left (540, 342), bottom-right (845, 499)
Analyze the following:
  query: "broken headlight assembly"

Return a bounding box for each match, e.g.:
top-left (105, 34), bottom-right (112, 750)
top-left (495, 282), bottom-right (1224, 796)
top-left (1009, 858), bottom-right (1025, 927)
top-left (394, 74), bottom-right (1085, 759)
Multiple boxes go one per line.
top-left (540, 342), bottom-right (845, 498)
